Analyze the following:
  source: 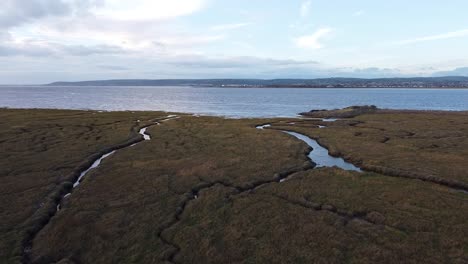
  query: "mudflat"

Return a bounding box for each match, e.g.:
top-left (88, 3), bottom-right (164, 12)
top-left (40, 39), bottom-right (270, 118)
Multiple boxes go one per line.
top-left (0, 108), bottom-right (466, 264)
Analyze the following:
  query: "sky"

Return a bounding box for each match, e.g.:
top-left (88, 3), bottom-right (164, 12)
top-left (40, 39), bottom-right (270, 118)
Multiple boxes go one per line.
top-left (1, 0), bottom-right (468, 84)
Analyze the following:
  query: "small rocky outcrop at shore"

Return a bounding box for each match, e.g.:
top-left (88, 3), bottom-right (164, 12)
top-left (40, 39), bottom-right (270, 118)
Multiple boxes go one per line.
top-left (300, 105), bottom-right (379, 118)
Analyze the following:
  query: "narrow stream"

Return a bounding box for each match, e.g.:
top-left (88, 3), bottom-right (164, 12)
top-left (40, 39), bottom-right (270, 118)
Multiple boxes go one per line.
top-left (140, 127), bottom-right (151, 140)
top-left (72, 151), bottom-right (116, 188)
top-left (57, 116), bottom-right (176, 211)
top-left (322, 118), bottom-right (339, 122)
top-left (284, 131), bottom-right (361, 172)
top-left (256, 124), bottom-right (271, 129)
top-left (257, 121), bottom-right (362, 172)
top-left (72, 125), bottom-right (153, 189)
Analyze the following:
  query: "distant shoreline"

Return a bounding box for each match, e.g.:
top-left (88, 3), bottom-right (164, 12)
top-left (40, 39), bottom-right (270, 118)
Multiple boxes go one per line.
top-left (43, 85), bottom-right (468, 89)
top-left (0, 84), bottom-right (468, 90)
top-left (45, 76), bottom-right (468, 89)
top-left (2, 85), bottom-right (467, 89)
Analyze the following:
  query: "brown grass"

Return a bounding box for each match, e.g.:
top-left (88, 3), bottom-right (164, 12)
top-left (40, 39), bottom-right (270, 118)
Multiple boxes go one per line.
top-left (169, 168), bottom-right (467, 263)
top-left (28, 115), bottom-right (308, 263)
top-left (0, 109), bottom-right (170, 263)
top-left (1, 109), bottom-right (467, 264)
top-left (270, 110), bottom-right (468, 189)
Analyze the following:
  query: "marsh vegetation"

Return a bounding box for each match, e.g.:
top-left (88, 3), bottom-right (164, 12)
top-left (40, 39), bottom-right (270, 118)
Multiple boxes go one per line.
top-left (0, 108), bottom-right (466, 263)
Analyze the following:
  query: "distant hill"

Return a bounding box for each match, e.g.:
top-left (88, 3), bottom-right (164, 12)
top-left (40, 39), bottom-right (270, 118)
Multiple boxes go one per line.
top-left (49, 76), bottom-right (468, 88)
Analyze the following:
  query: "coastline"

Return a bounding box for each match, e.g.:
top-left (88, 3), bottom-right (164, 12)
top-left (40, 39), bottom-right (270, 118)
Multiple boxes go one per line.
top-left (2, 84), bottom-right (468, 89)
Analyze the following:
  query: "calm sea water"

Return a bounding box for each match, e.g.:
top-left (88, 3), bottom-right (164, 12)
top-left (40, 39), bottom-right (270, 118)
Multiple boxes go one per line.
top-left (1, 86), bottom-right (467, 117)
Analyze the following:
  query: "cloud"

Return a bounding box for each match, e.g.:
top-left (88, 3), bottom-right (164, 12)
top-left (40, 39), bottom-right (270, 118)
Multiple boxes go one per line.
top-left (0, 0), bottom-right (208, 27)
top-left (0, 41), bottom-right (126, 57)
top-left (0, 0), bottom-right (100, 29)
top-left (294, 27), bottom-right (333, 49)
top-left (163, 55), bottom-right (318, 69)
top-left (61, 44), bottom-right (126, 56)
top-left (433, 67), bottom-right (468, 77)
top-left (0, 32), bottom-right (12, 41)
top-left (0, 0), bottom-right (214, 59)
top-left (155, 34), bottom-right (226, 47)
top-left (0, 53), bottom-right (322, 84)
top-left (4, 1), bottom-right (461, 84)
top-left (0, 43), bottom-right (54, 57)
top-left (210, 23), bottom-right (251, 31)
top-left (91, 0), bottom-right (207, 21)
top-left (348, 67), bottom-right (402, 77)
top-left (396, 29), bottom-right (468, 45)
top-left (300, 0), bottom-right (312, 18)
top-left (98, 65), bottom-right (131, 71)
top-left (352, 10), bottom-right (365, 17)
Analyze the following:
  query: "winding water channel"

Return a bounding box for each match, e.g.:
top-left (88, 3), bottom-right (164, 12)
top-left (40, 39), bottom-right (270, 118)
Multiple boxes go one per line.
top-left (57, 117), bottom-right (175, 211)
top-left (70, 115), bottom-right (178, 189)
top-left (256, 122), bottom-right (362, 172)
top-left (284, 131), bottom-right (361, 172)
top-left (72, 151), bottom-right (116, 189)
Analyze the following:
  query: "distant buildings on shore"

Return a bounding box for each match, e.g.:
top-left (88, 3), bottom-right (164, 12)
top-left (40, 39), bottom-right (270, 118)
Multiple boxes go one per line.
top-left (50, 77), bottom-right (468, 88)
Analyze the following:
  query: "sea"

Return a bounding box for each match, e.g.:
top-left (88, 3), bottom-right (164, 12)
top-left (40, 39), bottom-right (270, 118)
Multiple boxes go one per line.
top-left (1, 86), bottom-right (467, 118)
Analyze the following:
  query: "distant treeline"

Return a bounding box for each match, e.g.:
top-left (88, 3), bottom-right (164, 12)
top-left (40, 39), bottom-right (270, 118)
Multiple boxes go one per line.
top-left (49, 76), bottom-right (468, 88)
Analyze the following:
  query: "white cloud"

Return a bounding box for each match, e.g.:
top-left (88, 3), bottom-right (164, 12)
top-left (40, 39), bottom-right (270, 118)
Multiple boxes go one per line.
top-left (396, 29), bottom-right (468, 45)
top-left (155, 34), bottom-right (225, 47)
top-left (352, 10), bottom-right (365, 17)
top-left (5, 1), bottom-right (466, 83)
top-left (0, 0), bottom-right (101, 29)
top-left (433, 67), bottom-right (468, 77)
top-left (0, 0), bottom-right (214, 59)
top-left (0, 39), bottom-right (126, 57)
top-left (91, 0), bottom-right (207, 21)
top-left (162, 55), bottom-right (318, 68)
top-left (300, 0), bottom-right (312, 18)
top-left (294, 27), bottom-right (333, 49)
top-left (210, 23), bottom-right (251, 31)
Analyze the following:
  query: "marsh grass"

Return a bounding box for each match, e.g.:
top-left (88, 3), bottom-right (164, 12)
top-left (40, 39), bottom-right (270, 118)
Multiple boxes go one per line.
top-left (270, 111), bottom-right (468, 189)
top-left (0, 109), bottom-right (170, 263)
top-left (29, 115), bottom-right (308, 263)
top-left (170, 168), bottom-right (467, 263)
top-left (1, 109), bottom-right (467, 264)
